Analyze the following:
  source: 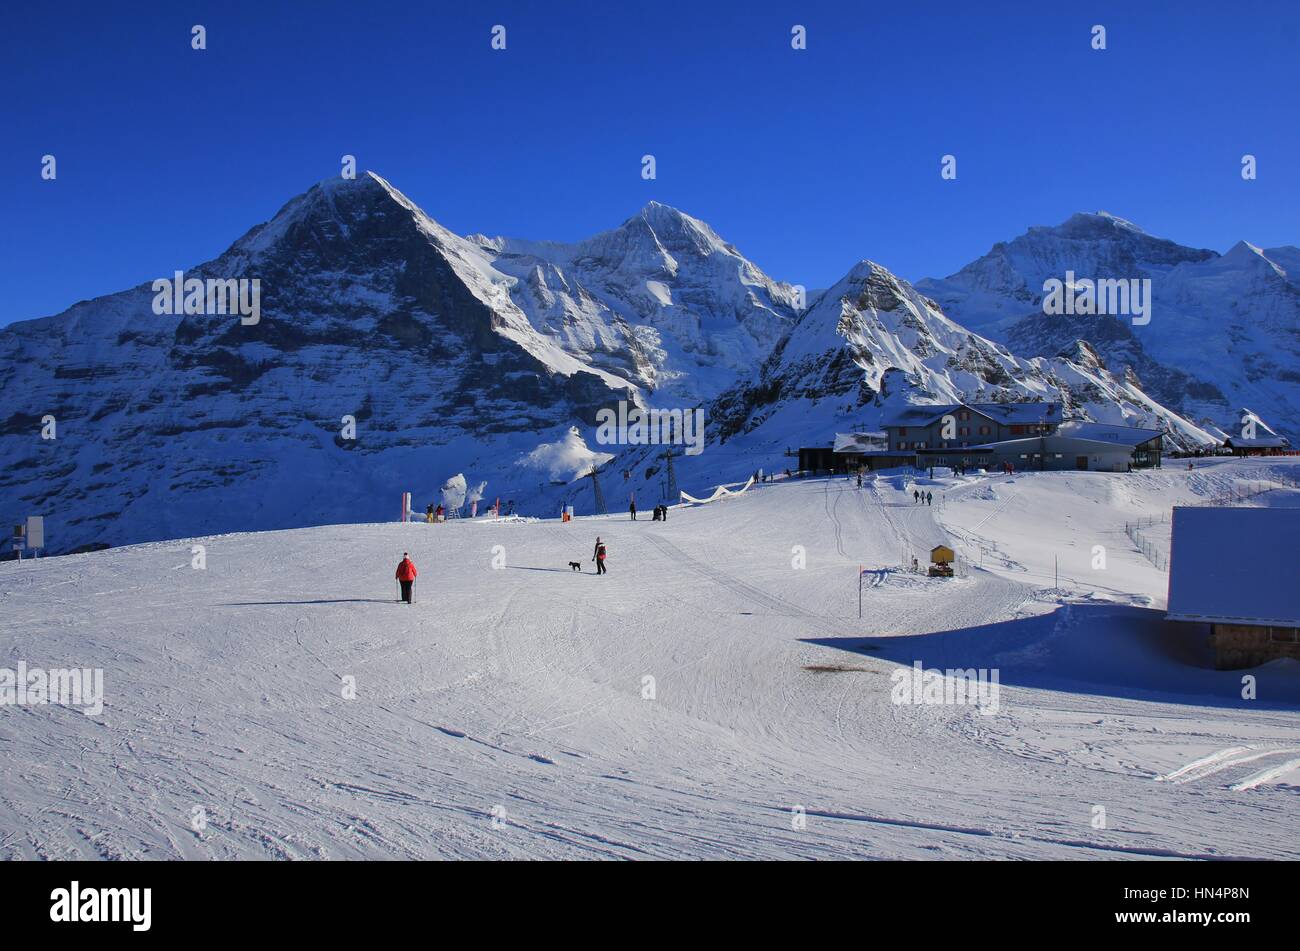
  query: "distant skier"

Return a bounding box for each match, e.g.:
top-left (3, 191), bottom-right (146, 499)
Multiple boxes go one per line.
top-left (425, 503), bottom-right (435, 524)
top-left (395, 552), bottom-right (418, 604)
top-left (435, 503), bottom-right (444, 522)
top-left (592, 537), bottom-right (608, 575)
top-left (629, 500), bottom-right (637, 521)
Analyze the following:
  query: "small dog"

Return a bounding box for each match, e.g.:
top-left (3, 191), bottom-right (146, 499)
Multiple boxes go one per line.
top-left (568, 561), bottom-right (582, 571)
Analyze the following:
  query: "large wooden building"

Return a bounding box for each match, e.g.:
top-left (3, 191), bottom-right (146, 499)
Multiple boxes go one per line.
top-left (881, 402), bottom-right (1163, 472)
top-left (799, 403), bottom-right (1167, 475)
top-left (1166, 506), bottom-right (1300, 669)
top-left (1223, 435), bottom-right (1291, 456)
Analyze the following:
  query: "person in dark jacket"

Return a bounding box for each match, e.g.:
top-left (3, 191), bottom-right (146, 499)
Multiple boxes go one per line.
top-left (592, 537), bottom-right (608, 575)
top-left (395, 553), bottom-right (418, 603)
top-left (629, 500), bottom-right (637, 521)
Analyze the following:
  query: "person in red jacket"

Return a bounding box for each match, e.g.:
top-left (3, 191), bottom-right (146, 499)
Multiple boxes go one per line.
top-left (395, 552), bottom-right (417, 603)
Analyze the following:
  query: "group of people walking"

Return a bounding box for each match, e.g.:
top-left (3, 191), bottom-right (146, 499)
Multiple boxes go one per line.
top-left (629, 501), bottom-right (669, 521)
top-left (913, 488), bottom-right (934, 506)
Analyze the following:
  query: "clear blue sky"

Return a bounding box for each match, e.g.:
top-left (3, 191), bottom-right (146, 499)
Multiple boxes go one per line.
top-left (3, 0), bottom-right (1298, 325)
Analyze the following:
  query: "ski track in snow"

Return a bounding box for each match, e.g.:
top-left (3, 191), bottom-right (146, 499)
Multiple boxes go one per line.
top-left (2, 463), bottom-right (1299, 859)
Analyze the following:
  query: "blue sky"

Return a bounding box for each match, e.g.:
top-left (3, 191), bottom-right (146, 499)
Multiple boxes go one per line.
top-left (3, 0), bottom-right (1299, 325)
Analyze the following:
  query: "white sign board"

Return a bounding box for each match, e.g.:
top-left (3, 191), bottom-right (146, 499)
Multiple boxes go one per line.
top-left (26, 516), bottom-right (44, 550)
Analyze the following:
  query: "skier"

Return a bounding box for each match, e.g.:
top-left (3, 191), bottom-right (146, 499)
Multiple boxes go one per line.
top-left (435, 503), bottom-right (444, 522)
top-left (395, 552), bottom-right (418, 604)
top-left (425, 503), bottom-right (435, 524)
top-left (592, 537), bottom-right (608, 575)
top-left (629, 500), bottom-right (637, 521)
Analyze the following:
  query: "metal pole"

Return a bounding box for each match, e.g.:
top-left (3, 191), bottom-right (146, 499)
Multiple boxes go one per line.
top-left (858, 566), bottom-right (863, 619)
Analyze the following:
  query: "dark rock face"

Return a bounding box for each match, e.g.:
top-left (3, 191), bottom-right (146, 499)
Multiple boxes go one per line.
top-left (1006, 312), bottom-right (1229, 416)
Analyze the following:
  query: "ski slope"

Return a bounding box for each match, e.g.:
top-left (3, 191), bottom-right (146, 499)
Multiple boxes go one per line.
top-left (2, 460), bottom-right (1298, 860)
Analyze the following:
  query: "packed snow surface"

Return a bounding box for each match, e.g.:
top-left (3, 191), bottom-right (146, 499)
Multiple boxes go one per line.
top-left (2, 459), bottom-right (1298, 859)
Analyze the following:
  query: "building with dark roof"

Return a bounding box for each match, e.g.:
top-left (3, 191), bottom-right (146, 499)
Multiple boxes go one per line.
top-left (882, 402), bottom-right (1162, 471)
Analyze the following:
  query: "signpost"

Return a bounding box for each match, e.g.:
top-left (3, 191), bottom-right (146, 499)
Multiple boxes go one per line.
top-left (11, 517), bottom-right (44, 559)
top-left (26, 516), bottom-right (44, 551)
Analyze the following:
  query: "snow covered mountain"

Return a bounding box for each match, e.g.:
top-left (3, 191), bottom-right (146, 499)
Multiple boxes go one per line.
top-left (916, 213), bottom-right (1300, 438)
top-left (593, 256), bottom-right (1220, 513)
top-left (0, 179), bottom-right (1265, 553)
top-left (0, 173), bottom-right (795, 553)
top-left (710, 260), bottom-right (1210, 449)
top-left (469, 202), bottom-right (799, 403)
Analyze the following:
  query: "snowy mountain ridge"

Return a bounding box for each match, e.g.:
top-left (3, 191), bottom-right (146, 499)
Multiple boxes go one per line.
top-left (642, 258), bottom-right (1219, 500)
top-left (916, 212), bottom-right (1300, 438)
top-left (0, 175), bottom-right (1273, 553)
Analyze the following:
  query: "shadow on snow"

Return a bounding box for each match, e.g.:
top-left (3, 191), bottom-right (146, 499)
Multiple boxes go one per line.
top-left (802, 603), bottom-right (1300, 711)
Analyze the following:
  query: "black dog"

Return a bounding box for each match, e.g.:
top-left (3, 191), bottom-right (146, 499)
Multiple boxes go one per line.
top-left (568, 561), bottom-right (582, 571)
